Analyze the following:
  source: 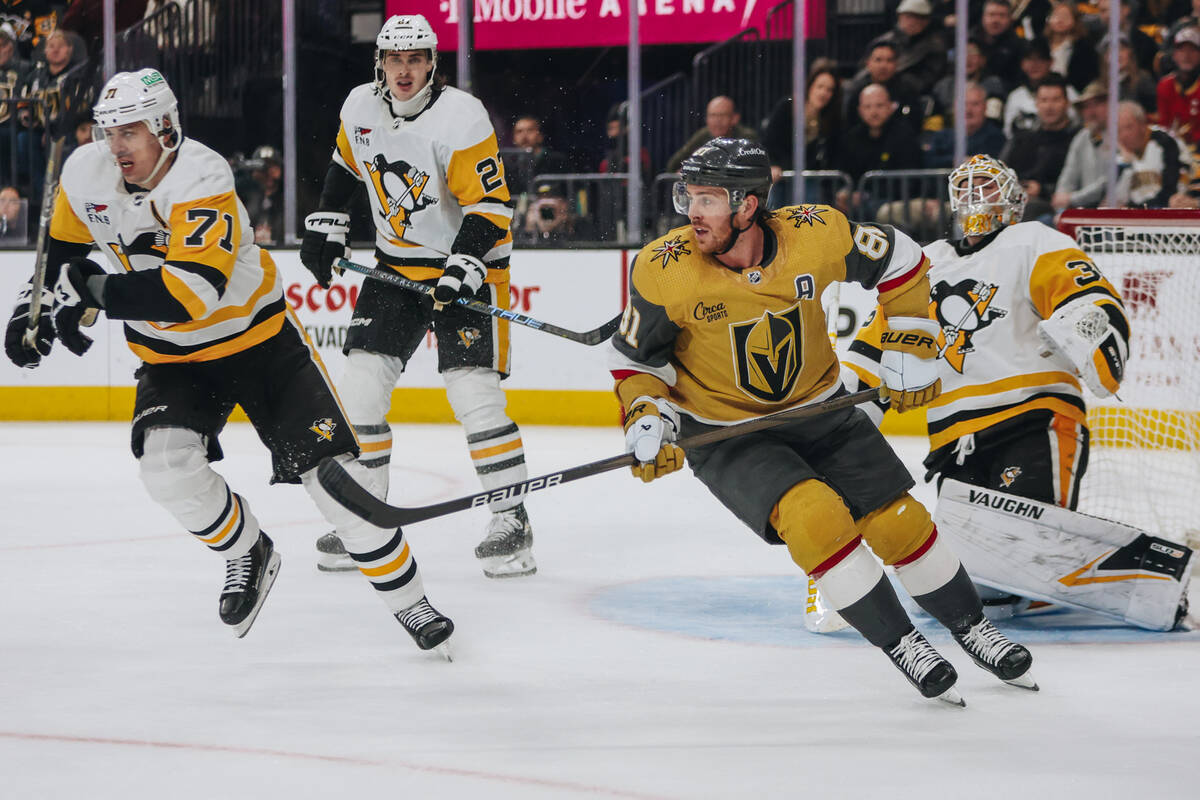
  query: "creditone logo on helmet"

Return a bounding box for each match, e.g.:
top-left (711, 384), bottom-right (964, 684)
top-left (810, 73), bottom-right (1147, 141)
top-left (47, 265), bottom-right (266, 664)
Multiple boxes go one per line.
top-left (364, 154), bottom-right (439, 239)
top-left (729, 303), bottom-right (803, 403)
top-left (931, 279), bottom-right (1008, 373)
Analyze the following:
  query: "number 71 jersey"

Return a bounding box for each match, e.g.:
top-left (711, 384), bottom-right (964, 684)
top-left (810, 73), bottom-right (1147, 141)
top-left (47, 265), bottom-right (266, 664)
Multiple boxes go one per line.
top-left (333, 84), bottom-right (513, 263)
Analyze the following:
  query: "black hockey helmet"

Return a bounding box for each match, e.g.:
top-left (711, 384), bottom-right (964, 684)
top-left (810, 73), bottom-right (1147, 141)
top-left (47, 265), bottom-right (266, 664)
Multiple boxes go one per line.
top-left (678, 137), bottom-right (771, 207)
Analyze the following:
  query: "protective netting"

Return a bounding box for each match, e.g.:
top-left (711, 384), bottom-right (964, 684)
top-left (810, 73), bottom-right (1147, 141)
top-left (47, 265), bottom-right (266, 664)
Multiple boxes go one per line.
top-left (1068, 221), bottom-right (1200, 543)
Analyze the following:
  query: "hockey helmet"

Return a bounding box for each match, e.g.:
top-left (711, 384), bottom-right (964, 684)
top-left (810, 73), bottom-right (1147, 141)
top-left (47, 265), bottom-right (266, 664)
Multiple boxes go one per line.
top-left (948, 154), bottom-right (1026, 238)
top-left (93, 68), bottom-right (182, 152)
top-left (673, 138), bottom-right (772, 216)
top-left (374, 14), bottom-right (437, 106)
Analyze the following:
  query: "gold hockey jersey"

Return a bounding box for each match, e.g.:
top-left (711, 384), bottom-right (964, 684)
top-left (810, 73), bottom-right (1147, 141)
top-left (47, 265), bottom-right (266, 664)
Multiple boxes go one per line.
top-left (609, 205), bottom-right (929, 424)
top-left (50, 140), bottom-right (285, 364)
top-left (333, 83), bottom-right (513, 281)
top-left (843, 221), bottom-right (1129, 451)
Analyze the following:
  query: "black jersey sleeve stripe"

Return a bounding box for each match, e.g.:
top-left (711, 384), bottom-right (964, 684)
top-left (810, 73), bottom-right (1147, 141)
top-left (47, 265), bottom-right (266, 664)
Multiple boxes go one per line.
top-left (451, 212), bottom-right (508, 260)
top-left (102, 267), bottom-right (192, 322)
top-left (165, 259), bottom-right (229, 298)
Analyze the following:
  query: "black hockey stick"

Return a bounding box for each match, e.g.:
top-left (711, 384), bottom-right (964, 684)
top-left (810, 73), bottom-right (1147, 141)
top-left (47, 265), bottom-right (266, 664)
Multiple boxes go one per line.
top-left (317, 387), bottom-right (880, 528)
top-left (334, 257), bottom-right (621, 345)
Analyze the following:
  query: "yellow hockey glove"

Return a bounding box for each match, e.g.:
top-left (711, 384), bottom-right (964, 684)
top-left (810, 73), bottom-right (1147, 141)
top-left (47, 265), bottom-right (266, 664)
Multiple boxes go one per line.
top-left (879, 316), bottom-right (942, 413)
top-left (623, 396), bottom-right (685, 483)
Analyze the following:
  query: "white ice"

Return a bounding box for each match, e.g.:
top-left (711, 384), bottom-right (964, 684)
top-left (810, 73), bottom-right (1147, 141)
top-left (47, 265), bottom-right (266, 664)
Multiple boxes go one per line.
top-left (2, 422), bottom-right (1197, 799)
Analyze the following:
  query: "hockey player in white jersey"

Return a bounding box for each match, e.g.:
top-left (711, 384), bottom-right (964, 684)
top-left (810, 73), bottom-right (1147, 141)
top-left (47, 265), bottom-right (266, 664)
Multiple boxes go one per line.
top-left (302, 14), bottom-right (535, 579)
top-left (2, 69), bottom-right (454, 651)
top-left (842, 154), bottom-right (1192, 630)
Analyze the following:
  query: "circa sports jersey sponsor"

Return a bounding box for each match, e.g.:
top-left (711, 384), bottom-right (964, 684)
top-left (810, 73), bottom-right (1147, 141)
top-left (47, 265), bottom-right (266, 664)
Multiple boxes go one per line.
top-left (729, 302), bottom-right (803, 403)
top-left (931, 279), bottom-right (1008, 374)
top-left (693, 300), bottom-right (728, 322)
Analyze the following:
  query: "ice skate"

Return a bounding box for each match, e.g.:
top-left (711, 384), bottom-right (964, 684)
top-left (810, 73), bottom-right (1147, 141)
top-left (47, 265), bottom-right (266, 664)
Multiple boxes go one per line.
top-left (474, 504), bottom-right (536, 578)
top-left (315, 531), bottom-right (356, 572)
top-left (395, 596), bottom-right (454, 660)
top-left (885, 628), bottom-right (964, 706)
top-left (219, 532), bottom-right (281, 638)
top-left (804, 577), bottom-right (850, 633)
top-left (952, 615), bottom-right (1038, 690)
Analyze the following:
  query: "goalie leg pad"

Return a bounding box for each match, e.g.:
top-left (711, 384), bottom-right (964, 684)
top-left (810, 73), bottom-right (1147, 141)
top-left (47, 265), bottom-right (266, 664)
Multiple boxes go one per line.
top-left (139, 426), bottom-right (260, 559)
top-left (301, 453), bottom-right (426, 612)
top-left (935, 478), bottom-right (1194, 630)
top-left (772, 479), bottom-right (859, 575)
top-left (444, 367), bottom-right (529, 512)
top-left (340, 349), bottom-right (405, 497)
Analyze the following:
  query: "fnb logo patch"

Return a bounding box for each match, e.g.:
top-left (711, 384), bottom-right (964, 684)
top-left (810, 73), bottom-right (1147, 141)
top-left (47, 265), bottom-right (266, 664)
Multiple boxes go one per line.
top-left (84, 202), bottom-right (110, 225)
top-left (354, 126), bottom-right (372, 146)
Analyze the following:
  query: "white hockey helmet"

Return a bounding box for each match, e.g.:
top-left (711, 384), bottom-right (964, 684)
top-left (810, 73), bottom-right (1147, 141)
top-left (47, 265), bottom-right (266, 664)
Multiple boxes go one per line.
top-left (93, 68), bottom-right (182, 152)
top-left (948, 154), bottom-right (1026, 238)
top-left (374, 14), bottom-right (437, 103)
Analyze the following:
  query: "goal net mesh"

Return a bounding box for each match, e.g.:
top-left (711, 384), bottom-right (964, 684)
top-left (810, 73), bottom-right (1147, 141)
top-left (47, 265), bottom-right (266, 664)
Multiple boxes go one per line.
top-left (1068, 220), bottom-right (1200, 543)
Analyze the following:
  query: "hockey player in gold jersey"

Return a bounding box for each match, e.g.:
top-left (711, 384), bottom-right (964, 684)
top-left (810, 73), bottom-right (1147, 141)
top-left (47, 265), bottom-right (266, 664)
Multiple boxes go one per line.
top-left (2, 69), bottom-right (453, 651)
top-left (610, 139), bottom-right (1037, 702)
top-left (302, 14), bottom-right (535, 579)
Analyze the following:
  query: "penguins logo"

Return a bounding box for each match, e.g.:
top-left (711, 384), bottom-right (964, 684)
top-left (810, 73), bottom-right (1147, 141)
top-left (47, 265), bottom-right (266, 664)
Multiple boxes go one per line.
top-left (309, 418), bottom-right (337, 442)
top-left (106, 230), bottom-right (171, 272)
top-left (458, 327), bottom-right (481, 348)
top-left (729, 303), bottom-right (803, 403)
top-left (1000, 466), bottom-right (1022, 487)
top-left (931, 279), bottom-right (1008, 374)
top-left (364, 154), bottom-right (439, 240)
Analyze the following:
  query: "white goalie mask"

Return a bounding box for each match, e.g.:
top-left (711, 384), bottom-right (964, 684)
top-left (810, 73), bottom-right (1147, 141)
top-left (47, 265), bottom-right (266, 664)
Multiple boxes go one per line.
top-left (948, 154), bottom-right (1026, 238)
top-left (374, 14), bottom-right (437, 117)
top-left (93, 68), bottom-right (183, 183)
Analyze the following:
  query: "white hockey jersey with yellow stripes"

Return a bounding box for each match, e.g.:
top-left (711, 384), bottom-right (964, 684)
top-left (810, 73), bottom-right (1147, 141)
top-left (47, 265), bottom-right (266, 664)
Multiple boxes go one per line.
top-left (50, 140), bottom-right (285, 364)
top-left (333, 83), bottom-right (513, 274)
top-left (844, 221), bottom-right (1128, 451)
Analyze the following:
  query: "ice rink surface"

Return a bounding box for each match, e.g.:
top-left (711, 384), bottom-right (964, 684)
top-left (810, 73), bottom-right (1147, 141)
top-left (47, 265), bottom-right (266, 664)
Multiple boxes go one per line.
top-left (3, 421), bottom-right (1197, 799)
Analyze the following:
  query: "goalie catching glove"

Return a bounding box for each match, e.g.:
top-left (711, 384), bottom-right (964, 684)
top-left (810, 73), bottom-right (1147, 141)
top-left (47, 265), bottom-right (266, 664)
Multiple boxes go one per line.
top-left (879, 316), bottom-right (942, 412)
top-left (51, 258), bottom-right (106, 356)
top-left (623, 396), bottom-right (685, 483)
top-left (432, 253), bottom-right (487, 308)
top-left (301, 211), bottom-right (351, 288)
top-left (1036, 299), bottom-right (1126, 398)
top-left (5, 281), bottom-right (55, 368)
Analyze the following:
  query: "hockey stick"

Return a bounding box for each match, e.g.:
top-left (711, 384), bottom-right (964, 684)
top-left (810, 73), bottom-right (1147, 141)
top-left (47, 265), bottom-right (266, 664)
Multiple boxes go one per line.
top-left (335, 257), bottom-right (621, 345)
top-left (317, 387), bottom-right (880, 528)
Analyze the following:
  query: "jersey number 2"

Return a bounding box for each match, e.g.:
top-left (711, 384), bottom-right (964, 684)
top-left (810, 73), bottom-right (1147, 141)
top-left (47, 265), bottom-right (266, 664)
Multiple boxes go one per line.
top-left (185, 208), bottom-right (235, 253)
top-left (476, 157), bottom-right (503, 192)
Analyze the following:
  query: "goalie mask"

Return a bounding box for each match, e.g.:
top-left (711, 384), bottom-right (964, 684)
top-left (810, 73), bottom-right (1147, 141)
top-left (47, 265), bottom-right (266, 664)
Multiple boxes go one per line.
top-left (374, 14), bottom-right (437, 118)
top-left (93, 68), bottom-right (182, 184)
top-left (948, 154), bottom-right (1026, 238)
top-left (673, 138), bottom-right (771, 254)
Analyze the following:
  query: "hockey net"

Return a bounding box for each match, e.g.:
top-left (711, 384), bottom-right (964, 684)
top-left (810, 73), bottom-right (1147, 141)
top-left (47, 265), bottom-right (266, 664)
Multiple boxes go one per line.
top-left (1058, 209), bottom-right (1200, 544)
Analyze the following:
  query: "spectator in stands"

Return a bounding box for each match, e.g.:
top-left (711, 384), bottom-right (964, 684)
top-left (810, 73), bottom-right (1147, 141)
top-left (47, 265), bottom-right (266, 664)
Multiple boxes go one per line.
top-left (599, 101), bottom-right (650, 175)
top-left (1053, 81), bottom-right (1112, 210)
top-left (1085, 0), bottom-right (1158, 75)
top-left (1157, 25), bottom-right (1200, 148)
top-left (0, 183), bottom-right (25, 241)
top-left (1003, 37), bottom-right (1079, 136)
top-left (1044, 0), bottom-right (1099, 92)
top-left (236, 145), bottom-right (283, 245)
top-left (19, 29), bottom-right (99, 154)
top-left (844, 41), bottom-right (924, 132)
top-left (522, 181), bottom-right (591, 244)
top-left (0, 1), bottom-right (60, 59)
top-left (763, 58), bottom-right (843, 181)
top-left (923, 82), bottom-right (1007, 168)
top-left (0, 23), bottom-right (30, 187)
top-left (1158, 0), bottom-right (1200, 77)
top-left (929, 38), bottom-right (1006, 128)
top-left (503, 114), bottom-right (568, 197)
top-left (1001, 74), bottom-right (1080, 220)
top-left (1114, 101), bottom-right (1191, 208)
top-left (1099, 34), bottom-right (1158, 114)
top-left (837, 83), bottom-right (922, 187)
top-left (971, 0), bottom-right (1027, 94)
top-left (862, 0), bottom-right (947, 96)
top-left (666, 95), bottom-right (758, 172)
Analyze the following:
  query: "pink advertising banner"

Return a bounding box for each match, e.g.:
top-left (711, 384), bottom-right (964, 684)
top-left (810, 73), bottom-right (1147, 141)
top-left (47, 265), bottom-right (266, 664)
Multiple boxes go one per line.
top-left (384, 0), bottom-right (824, 50)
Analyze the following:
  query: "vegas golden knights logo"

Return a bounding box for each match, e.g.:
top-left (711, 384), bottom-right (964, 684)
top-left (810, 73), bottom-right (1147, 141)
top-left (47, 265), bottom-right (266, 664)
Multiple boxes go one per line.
top-left (730, 303), bottom-right (803, 403)
top-left (364, 154), bottom-right (439, 240)
top-left (931, 279), bottom-right (1007, 374)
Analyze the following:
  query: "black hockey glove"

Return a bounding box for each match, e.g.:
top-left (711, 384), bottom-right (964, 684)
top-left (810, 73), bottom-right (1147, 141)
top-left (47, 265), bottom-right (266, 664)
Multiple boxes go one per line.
top-left (301, 211), bottom-right (351, 288)
top-left (51, 257), bottom-right (106, 356)
top-left (432, 253), bottom-right (487, 308)
top-left (5, 281), bottom-right (56, 368)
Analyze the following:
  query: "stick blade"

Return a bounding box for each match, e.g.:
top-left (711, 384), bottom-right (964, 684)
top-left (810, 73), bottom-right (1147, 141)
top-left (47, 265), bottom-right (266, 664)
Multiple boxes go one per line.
top-left (317, 458), bottom-right (405, 527)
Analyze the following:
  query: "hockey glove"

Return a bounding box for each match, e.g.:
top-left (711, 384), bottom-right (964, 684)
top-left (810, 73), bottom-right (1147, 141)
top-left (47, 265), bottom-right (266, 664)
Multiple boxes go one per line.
top-left (5, 281), bottom-right (55, 368)
top-left (879, 316), bottom-right (942, 413)
top-left (1036, 300), bottom-right (1127, 398)
top-left (51, 257), bottom-right (106, 357)
top-left (623, 396), bottom-right (685, 483)
top-left (432, 253), bottom-right (487, 308)
top-left (301, 211), bottom-right (351, 288)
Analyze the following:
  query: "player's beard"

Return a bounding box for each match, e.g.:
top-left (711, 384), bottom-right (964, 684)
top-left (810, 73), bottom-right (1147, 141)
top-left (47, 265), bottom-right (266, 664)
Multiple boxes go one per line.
top-left (693, 219), bottom-right (735, 255)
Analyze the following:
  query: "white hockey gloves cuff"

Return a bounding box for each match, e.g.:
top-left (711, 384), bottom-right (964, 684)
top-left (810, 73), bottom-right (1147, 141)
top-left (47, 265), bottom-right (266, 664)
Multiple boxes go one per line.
top-left (301, 211), bottom-right (351, 288)
top-left (879, 316), bottom-right (942, 413)
top-left (1036, 300), bottom-right (1127, 397)
top-left (432, 254), bottom-right (487, 308)
top-left (623, 396), bottom-right (685, 483)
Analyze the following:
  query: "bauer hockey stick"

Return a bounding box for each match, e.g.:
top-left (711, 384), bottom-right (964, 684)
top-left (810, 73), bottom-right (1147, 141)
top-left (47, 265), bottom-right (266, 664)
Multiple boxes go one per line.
top-left (335, 258), bottom-right (621, 345)
top-left (317, 387), bottom-right (880, 528)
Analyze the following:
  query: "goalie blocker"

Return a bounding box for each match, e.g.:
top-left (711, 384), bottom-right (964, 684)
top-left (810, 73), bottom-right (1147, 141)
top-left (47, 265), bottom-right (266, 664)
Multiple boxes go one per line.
top-left (934, 479), bottom-right (1193, 630)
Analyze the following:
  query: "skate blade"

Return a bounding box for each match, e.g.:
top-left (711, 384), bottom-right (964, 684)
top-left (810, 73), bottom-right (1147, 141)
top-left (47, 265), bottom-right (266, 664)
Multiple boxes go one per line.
top-left (433, 642), bottom-right (453, 663)
top-left (316, 556), bottom-right (358, 573)
top-left (232, 551), bottom-right (281, 639)
top-left (804, 609), bottom-right (850, 633)
top-left (479, 550), bottom-right (537, 579)
top-left (1003, 671), bottom-right (1039, 691)
top-left (936, 686), bottom-right (967, 707)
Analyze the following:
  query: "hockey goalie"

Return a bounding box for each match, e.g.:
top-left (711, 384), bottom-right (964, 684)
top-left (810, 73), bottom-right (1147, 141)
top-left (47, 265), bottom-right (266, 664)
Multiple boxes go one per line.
top-left (841, 154), bottom-right (1194, 632)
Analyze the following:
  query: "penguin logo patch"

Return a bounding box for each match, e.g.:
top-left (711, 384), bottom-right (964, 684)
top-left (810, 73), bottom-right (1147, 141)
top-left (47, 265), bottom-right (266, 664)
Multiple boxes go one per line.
top-left (931, 279), bottom-right (1008, 374)
top-left (1000, 466), bottom-right (1022, 487)
top-left (458, 327), bottom-right (481, 348)
top-left (363, 154), bottom-right (439, 240)
top-left (310, 418), bottom-right (337, 442)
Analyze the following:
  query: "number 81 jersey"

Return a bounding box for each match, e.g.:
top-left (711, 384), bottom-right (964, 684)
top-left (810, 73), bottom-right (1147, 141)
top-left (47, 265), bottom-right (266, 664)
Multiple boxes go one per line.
top-left (333, 83), bottom-right (513, 265)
